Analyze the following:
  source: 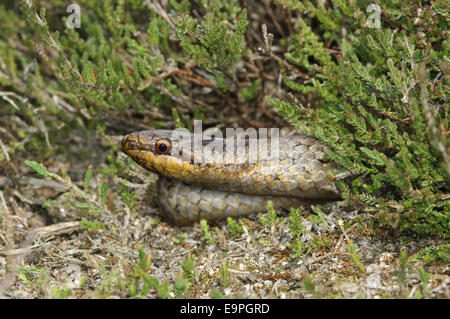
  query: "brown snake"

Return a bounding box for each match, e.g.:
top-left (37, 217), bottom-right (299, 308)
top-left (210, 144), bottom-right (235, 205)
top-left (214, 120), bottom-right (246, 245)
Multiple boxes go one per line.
top-left (122, 129), bottom-right (341, 225)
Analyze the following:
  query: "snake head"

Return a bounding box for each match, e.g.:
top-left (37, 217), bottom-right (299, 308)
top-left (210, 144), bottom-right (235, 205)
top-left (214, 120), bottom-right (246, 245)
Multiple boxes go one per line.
top-left (122, 130), bottom-right (198, 178)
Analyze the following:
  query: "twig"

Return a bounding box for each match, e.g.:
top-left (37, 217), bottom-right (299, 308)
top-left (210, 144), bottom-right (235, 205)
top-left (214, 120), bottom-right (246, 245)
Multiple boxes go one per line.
top-left (0, 221), bottom-right (81, 297)
top-left (143, 0), bottom-right (175, 29)
top-left (0, 91), bottom-right (22, 110)
top-left (138, 68), bottom-right (216, 91)
top-left (418, 65), bottom-right (450, 175)
top-left (261, 0), bottom-right (286, 38)
top-left (0, 221), bottom-right (81, 257)
top-left (0, 191), bottom-right (9, 215)
top-left (0, 244), bottom-right (42, 256)
top-left (259, 25), bottom-right (310, 80)
top-left (338, 219), bottom-right (351, 243)
top-left (303, 233), bottom-right (344, 266)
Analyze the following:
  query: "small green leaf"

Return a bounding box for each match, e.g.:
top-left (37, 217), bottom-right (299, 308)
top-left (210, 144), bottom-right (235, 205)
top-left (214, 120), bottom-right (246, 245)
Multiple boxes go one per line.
top-left (24, 160), bottom-right (51, 177)
top-left (84, 165), bottom-right (93, 193)
top-left (98, 178), bottom-right (108, 207)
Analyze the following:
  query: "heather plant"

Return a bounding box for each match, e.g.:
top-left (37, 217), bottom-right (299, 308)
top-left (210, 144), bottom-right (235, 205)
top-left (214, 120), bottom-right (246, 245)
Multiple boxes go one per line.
top-left (268, 0), bottom-right (449, 238)
top-left (173, 0), bottom-right (248, 71)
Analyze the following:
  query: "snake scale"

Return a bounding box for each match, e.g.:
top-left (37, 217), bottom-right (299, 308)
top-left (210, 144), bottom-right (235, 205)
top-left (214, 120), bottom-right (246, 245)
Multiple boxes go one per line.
top-left (122, 129), bottom-right (341, 225)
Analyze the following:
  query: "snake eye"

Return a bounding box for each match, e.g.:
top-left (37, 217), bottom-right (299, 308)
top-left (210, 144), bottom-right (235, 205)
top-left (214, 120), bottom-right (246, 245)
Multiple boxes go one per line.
top-left (155, 139), bottom-right (171, 154)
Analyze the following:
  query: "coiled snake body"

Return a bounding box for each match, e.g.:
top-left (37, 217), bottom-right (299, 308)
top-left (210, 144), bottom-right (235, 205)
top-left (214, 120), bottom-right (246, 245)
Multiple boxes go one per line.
top-left (122, 130), bottom-right (340, 225)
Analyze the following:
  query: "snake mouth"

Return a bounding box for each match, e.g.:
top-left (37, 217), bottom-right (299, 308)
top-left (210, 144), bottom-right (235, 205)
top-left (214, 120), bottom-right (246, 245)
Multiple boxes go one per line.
top-left (122, 133), bottom-right (154, 153)
top-left (121, 133), bottom-right (158, 173)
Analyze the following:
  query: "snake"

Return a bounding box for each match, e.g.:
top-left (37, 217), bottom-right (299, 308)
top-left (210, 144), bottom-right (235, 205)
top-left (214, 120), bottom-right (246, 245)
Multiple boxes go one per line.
top-left (121, 129), bottom-right (341, 225)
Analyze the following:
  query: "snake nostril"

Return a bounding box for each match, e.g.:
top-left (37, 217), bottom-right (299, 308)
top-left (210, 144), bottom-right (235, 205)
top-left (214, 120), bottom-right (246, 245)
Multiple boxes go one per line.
top-left (122, 136), bottom-right (139, 151)
top-left (128, 141), bottom-right (139, 150)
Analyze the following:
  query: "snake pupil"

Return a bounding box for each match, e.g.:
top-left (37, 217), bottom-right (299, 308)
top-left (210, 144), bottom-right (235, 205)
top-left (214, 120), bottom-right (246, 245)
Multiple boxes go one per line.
top-left (158, 143), bottom-right (167, 152)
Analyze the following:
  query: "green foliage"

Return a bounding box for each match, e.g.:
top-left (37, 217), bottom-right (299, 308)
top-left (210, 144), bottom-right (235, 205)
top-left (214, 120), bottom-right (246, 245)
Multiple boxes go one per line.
top-left (25, 160), bottom-right (112, 217)
top-left (173, 272), bottom-right (192, 297)
top-left (2, 0), bottom-right (248, 170)
top-left (80, 218), bottom-right (106, 232)
top-left (211, 288), bottom-right (224, 299)
top-left (83, 165), bottom-right (94, 193)
top-left (172, 233), bottom-right (186, 245)
top-left (288, 208), bottom-right (306, 238)
top-left (302, 275), bottom-right (321, 298)
top-left (24, 160), bottom-right (52, 177)
top-left (286, 208), bottom-right (307, 257)
top-left (347, 242), bottom-right (365, 273)
top-left (258, 200), bottom-right (283, 226)
top-left (120, 186), bottom-right (138, 212)
top-left (286, 208), bottom-right (330, 258)
top-left (269, 0), bottom-right (449, 238)
top-left (18, 266), bottom-right (49, 292)
top-left (411, 243), bottom-right (450, 264)
top-left (200, 219), bottom-right (215, 244)
top-left (98, 178), bottom-right (108, 206)
top-left (221, 261), bottom-right (228, 287)
top-left (79, 276), bottom-right (86, 290)
top-left (395, 251), bottom-right (410, 291)
top-left (239, 79), bottom-right (261, 101)
top-left (51, 287), bottom-right (71, 299)
top-left (95, 244), bottom-right (172, 298)
top-left (173, 0), bottom-right (248, 71)
top-left (418, 267), bottom-right (430, 298)
top-left (181, 255), bottom-right (199, 282)
top-left (227, 217), bottom-right (244, 236)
